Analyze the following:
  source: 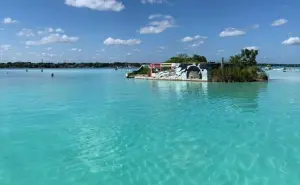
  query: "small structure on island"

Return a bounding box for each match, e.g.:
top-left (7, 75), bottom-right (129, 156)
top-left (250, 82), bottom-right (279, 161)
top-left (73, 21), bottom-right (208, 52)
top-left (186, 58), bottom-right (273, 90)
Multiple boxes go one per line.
top-left (127, 50), bottom-right (268, 82)
top-left (149, 63), bottom-right (215, 81)
top-left (127, 62), bottom-right (219, 82)
top-left (175, 63), bottom-right (210, 81)
top-left (187, 65), bottom-right (201, 79)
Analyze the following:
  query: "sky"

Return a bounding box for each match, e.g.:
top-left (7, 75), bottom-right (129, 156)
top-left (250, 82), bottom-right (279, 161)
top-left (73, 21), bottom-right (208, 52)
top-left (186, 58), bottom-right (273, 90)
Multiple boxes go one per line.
top-left (0, 0), bottom-right (299, 63)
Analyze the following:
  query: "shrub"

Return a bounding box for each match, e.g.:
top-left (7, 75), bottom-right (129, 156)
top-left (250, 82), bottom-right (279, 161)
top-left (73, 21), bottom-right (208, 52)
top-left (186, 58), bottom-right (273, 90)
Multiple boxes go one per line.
top-left (127, 65), bottom-right (151, 77)
top-left (212, 66), bottom-right (268, 82)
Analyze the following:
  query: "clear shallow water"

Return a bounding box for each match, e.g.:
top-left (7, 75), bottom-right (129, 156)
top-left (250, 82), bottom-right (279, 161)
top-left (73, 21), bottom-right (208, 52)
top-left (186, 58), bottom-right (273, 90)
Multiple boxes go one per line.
top-left (1, 69), bottom-right (300, 185)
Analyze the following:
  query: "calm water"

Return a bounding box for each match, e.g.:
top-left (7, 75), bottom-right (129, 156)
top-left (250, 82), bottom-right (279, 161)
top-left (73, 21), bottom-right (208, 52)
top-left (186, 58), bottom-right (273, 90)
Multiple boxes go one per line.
top-left (1, 69), bottom-right (300, 185)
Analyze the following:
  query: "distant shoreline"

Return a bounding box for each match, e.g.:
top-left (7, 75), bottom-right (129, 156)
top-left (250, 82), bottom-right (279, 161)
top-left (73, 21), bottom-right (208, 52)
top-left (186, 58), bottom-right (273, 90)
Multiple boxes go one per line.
top-left (1, 62), bottom-right (300, 69)
top-left (0, 67), bottom-right (136, 69)
top-left (0, 62), bottom-right (143, 69)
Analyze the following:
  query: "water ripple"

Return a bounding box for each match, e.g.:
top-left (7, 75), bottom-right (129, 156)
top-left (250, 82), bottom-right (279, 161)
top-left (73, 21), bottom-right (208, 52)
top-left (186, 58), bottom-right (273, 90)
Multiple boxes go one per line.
top-left (1, 70), bottom-right (300, 185)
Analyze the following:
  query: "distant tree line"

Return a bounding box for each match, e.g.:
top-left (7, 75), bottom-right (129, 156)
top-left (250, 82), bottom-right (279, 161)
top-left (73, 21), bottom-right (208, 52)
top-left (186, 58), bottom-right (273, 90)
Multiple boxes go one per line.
top-left (0, 62), bottom-right (142, 69)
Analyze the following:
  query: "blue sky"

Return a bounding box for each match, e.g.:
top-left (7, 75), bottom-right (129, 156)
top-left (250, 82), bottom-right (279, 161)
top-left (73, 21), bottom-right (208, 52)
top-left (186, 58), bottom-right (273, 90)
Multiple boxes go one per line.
top-left (0, 0), bottom-right (299, 63)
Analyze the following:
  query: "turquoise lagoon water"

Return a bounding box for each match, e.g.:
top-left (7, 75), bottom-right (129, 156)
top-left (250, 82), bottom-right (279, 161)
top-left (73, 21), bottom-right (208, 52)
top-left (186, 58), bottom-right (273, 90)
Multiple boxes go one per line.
top-left (1, 69), bottom-right (300, 185)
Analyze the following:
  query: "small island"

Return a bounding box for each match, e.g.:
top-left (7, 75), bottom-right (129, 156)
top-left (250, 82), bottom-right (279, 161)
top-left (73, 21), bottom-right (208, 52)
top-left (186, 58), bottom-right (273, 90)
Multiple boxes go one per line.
top-left (127, 49), bottom-right (268, 82)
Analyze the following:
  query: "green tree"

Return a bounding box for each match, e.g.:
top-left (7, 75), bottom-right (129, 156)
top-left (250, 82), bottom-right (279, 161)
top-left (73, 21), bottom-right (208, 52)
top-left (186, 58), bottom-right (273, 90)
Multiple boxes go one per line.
top-left (192, 54), bottom-right (207, 63)
top-left (165, 54), bottom-right (208, 63)
top-left (229, 55), bottom-right (242, 65)
top-left (241, 49), bottom-right (258, 66)
top-left (166, 53), bottom-right (191, 63)
top-left (177, 53), bottom-right (189, 59)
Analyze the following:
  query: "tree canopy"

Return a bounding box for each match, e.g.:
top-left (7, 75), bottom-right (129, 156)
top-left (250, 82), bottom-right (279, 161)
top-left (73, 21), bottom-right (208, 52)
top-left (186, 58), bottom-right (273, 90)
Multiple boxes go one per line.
top-left (166, 54), bottom-right (207, 64)
top-left (229, 49), bottom-right (258, 66)
top-left (241, 49), bottom-right (258, 66)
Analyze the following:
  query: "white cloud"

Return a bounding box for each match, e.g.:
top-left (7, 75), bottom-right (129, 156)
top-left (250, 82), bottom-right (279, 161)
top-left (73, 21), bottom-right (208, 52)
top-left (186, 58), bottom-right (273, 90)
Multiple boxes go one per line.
top-left (127, 52), bottom-right (132, 56)
top-left (0, 45), bottom-right (11, 51)
top-left (219, 28), bottom-right (246, 37)
top-left (271, 19), bottom-right (288, 26)
top-left (139, 15), bottom-right (176, 34)
top-left (282, 37), bottom-right (300, 45)
top-left (38, 27), bottom-right (64, 35)
top-left (49, 53), bottom-right (57, 57)
top-left (141, 0), bottom-right (167, 4)
top-left (0, 28), bottom-right (4, 31)
top-left (96, 49), bottom-right (105, 52)
top-left (133, 48), bottom-right (140, 52)
top-left (182, 35), bottom-right (207, 47)
top-left (181, 35), bottom-right (207, 42)
top-left (159, 46), bottom-right (165, 50)
top-left (41, 53), bottom-right (57, 57)
top-left (103, 37), bottom-right (142, 46)
top-left (244, 46), bottom-right (259, 50)
top-left (26, 34), bottom-right (79, 46)
top-left (70, 48), bottom-right (82, 52)
top-left (17, 29), bottom-right (35, 37)
top-left (182, 37), bottom-right (193, 42)
top-left (2, 17), bottom-right (18, 24)
top-left (190, 40), bottom-right (204, 47)
top-left (48, 28), bottom-right (54, 33)
top-left (56, 28), bottom-right (64, 33)
top-left (37, 31), bottom-right (45, 35)
top-left (46, 47), bottom-right (53, 50)
top-left (149, 14), bottom-right (162, 19)
top-left (65, 0), bottom-right (125, 12)
top-left (16, 52), bottom-right (22, 56)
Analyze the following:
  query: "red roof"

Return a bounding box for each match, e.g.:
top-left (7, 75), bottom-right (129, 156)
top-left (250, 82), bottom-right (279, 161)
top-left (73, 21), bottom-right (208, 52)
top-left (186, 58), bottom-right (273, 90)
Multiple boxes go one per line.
top-left (150, 63), bottom-right (161, 68)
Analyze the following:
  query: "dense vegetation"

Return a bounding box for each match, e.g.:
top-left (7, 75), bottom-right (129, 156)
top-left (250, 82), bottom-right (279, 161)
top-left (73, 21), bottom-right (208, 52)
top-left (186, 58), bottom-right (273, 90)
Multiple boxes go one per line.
top-left (212, 66), bottom-right (268, 82)
top-left (165, 54), bottom-right (207, 63)
top-left (0, 62), bottom-right (142, 69)
top-left (212, 49), bottom-right (268, 82)
top-left (126, 65), bottom-right (151, 78)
